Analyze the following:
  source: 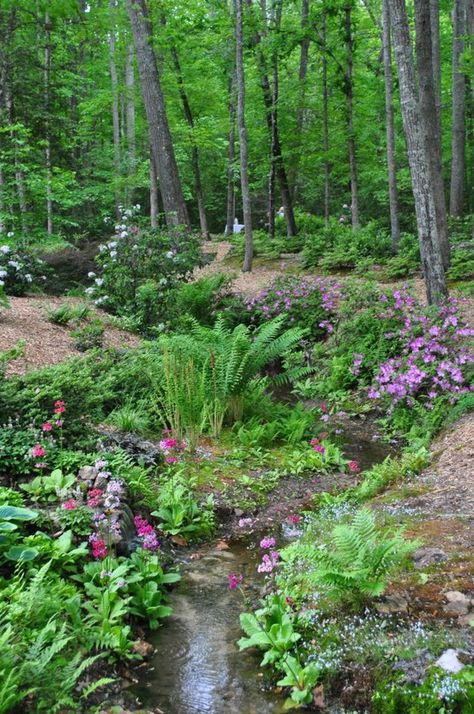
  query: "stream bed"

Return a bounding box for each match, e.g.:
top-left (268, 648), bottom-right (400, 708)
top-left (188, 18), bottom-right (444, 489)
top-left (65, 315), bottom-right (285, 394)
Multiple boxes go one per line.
top-left (134, 540), bottom-right (285, 713)
top-left (133, 426), bottom-right (393, 713)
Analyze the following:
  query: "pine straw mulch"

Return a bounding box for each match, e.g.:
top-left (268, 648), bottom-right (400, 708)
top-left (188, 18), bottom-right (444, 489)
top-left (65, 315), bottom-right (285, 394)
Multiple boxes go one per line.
top-left (0, 296), bottom-right (140, 377)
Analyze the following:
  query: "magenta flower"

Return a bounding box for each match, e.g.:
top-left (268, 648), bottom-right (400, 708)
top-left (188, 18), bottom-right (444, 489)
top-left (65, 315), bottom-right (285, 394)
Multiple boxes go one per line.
top-left (347, 460), bottom-right (360, 473)
top-left (42, 422), bottom-right (53, 432)
top-left (165, 456), bottom-right (178, 464)
top-left (62, 498), bottom-right (77, 510)
top-left (259, 536), bottom-right (276, 549)
top-left (54, 399), bottom-right (66, 414)
top-left (31, 444), bottom-right (46, 458)
top-left (55, 419), bottom-right (64, 428)
top-left (288, 514), bottom-right (302, 524)
top-left (228, 572), bottom-right (243, 590)
top-left (87, 488), bottom-right (103, 508)
top-left (313, 444), bottom-right (325, 454)
top-left (159, 437), bottom-right (177, 451)
top-left (89, 533), bottom-right (108, 559)
top-left (134, 515), bottom-right (159, 551)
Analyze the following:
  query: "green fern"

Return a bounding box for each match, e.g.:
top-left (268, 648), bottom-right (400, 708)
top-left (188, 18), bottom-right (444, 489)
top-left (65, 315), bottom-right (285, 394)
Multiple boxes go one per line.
top-left (313, 509), bottom-right (418, 600)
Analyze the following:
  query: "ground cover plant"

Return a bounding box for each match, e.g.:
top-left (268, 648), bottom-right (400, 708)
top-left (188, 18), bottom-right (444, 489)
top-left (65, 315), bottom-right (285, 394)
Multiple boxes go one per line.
top-left (1, 226), bottom-right (473, 713)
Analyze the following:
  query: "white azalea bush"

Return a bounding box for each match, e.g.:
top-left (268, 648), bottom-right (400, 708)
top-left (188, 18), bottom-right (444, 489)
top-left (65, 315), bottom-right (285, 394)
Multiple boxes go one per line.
top-left (86, 206), bottom-right (202, 333)
top-left (0, 238), bottom-right (48, 296)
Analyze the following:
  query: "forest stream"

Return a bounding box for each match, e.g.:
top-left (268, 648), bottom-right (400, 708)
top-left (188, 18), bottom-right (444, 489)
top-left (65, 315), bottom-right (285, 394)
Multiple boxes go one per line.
top-left (133, 429), bottom-right (392, 714)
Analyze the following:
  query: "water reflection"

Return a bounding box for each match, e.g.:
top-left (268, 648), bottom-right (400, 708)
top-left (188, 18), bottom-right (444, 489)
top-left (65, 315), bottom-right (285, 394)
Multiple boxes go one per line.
top-left (135, 545), bottom-right (284, 714)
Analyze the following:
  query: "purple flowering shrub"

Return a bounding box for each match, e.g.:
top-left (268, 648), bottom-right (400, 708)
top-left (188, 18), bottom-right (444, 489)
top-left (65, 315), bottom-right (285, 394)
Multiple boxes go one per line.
top-left (245, 276), bottom-right (343, 340)
top-left (367, 288), bottom-right (473, 413)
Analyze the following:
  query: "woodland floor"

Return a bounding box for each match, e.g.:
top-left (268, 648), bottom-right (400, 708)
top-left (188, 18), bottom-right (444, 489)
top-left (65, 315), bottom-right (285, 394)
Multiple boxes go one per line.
top-left (1, 240), bottom-right (473, 626)
top-left (0, 295), bottom-right (140, 376)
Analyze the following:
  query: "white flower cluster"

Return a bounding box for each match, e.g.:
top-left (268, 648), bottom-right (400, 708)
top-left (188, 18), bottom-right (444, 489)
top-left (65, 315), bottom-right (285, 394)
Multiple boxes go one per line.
top-left (0, 242), bottom-right (46, 290)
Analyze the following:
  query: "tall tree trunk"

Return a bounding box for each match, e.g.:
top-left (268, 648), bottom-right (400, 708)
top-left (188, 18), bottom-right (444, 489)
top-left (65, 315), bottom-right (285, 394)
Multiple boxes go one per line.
top-left (345, 4), bottom-right (360, 230)
top-left (430, 0), bottom-right (442, 130)
top-left (289, 0), bottom-right (310, 196)
top-left (382, 0), bottom-right (400, 249)
top-left (235, 0), bottom-right (253, 271)
top-left (245, 0), bottom-right (297, 237)
top-left (150, 149), bottom-right (159, 229)
top-left (449, 0), bottom-right (466, 216)
top-left (322, 14), bottom-right (330, 227)
top-left (0, 165), bottom-right (4, 233)
top-left (126, 0), bottom-right (190, 229)
top-left (4, 85), bottom-right (27, 235)
top-left (268, 58), bottom-right (277, 239)
top-left (125, 43), bottom-right (136, 205)
top-left (225, 72), bottom-right (237, 237)
top-left (268, 0), bottom-right (282, 239)
top-left (414, 0), bottom-right (450, 268)
top-left (467, 0), bottom-right (474, 218)
top-left (388, 0), bottom-right (447, 304)
top-left (44, 11), bottom-right (53, 236)
top-left (170, 44), bottom-right (209, 238)
top-left (109, 0), bottom-right (121, 218)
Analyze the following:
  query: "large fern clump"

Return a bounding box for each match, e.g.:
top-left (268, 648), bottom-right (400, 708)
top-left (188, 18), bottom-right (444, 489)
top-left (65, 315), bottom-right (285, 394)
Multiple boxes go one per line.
top-left (155, 316), bottom-right (309, 444)
top-left (281, 508), bottom-right (418, 604)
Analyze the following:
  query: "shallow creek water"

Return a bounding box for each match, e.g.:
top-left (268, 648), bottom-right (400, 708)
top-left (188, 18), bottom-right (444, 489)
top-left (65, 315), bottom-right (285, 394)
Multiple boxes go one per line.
top-left (134, 540), bottom-right (286, 713)
top-left (134, 429), bottom-right (392, 714)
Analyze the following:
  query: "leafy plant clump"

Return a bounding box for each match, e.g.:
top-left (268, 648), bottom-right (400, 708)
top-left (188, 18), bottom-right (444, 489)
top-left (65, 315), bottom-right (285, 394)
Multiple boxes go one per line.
top-left (85, 205), bottom-right (202, 333)
top-left (0, 242), bottom-right (50, 296)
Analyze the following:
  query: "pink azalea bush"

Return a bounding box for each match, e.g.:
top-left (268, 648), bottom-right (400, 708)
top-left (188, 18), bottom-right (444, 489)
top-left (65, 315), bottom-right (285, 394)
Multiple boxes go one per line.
top-left (245, 276), bottom-right (343, 339)
top-left (367, 289), bottom-right (473, 412)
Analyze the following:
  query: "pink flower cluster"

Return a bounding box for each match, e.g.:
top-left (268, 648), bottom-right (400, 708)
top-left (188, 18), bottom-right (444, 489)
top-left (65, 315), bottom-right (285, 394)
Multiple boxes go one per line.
top-left (89, 533), bottom-right (108, 559)
top-left (134, 515), bottom-right (159, 551)
top-left (32, 400), bottom-right (67, 469)
top-left (62, 498), bottom-right (77, 510)
top-left (245, 276), bottom-right (342, 334)
top-left (259, 536), bottom-right (276, 549)
top-left (87, 488), bottom-right (103, 508)
top-left (158, 433), bottom-right (186, 464)
top-left (257, 535), bottom-right (280, 574)
top-left (368, 289), bottom-right (473, 410)
top-left (257, 551), bottom-right (280, 573)
top-left (228, 572), bottom-right (243, 590)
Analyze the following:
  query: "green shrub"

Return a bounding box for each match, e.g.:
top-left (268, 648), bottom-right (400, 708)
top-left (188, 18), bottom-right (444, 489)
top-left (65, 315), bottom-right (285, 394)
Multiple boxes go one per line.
top-left (86, 206), bottom-right (202, 330)
top-left (71, 319), bottom-right (104, 351)
top-left (0, 243), bottom-right (50, 296)
top-left (151, 473), bottom-right (215, 541)
top-left (173, 273), bottom-right (232, 326)
top-left (303, 220), bottom-right (391, 270)
top-left (447, 249), bottom-right (474, 281)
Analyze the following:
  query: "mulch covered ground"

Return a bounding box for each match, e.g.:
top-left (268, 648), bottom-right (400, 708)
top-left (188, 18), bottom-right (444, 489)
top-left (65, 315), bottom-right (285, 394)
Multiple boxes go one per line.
top-left (0, 296), bottom-right (140, 376)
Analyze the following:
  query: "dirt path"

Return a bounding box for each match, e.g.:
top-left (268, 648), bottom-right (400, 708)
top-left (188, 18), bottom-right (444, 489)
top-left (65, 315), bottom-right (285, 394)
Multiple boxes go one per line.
top-left (193, 240), bottom-right (302, 296)
top-left (0, 296), bottom-right (140, 376)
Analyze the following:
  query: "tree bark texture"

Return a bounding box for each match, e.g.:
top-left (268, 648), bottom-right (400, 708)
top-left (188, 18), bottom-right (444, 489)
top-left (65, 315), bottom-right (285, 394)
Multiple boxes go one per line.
top-left (345, 4), bottom-right (360, 230)
top-left (170, 45), bottom-right (209, 238)
top-left (225, 72), bottom-right (237, 237)
top-left (382, 0), bottom-right (401, 249)
top-left (126, 0), bottom-right (189, 229)
top-left (235, 0), bottom-right (253, 271)
top-left (449, 0), bottom-right (466, 216)
top-left (414, 0), bottom-right (450, 268)
top-left (389, 0), bottom-right (447, 304)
